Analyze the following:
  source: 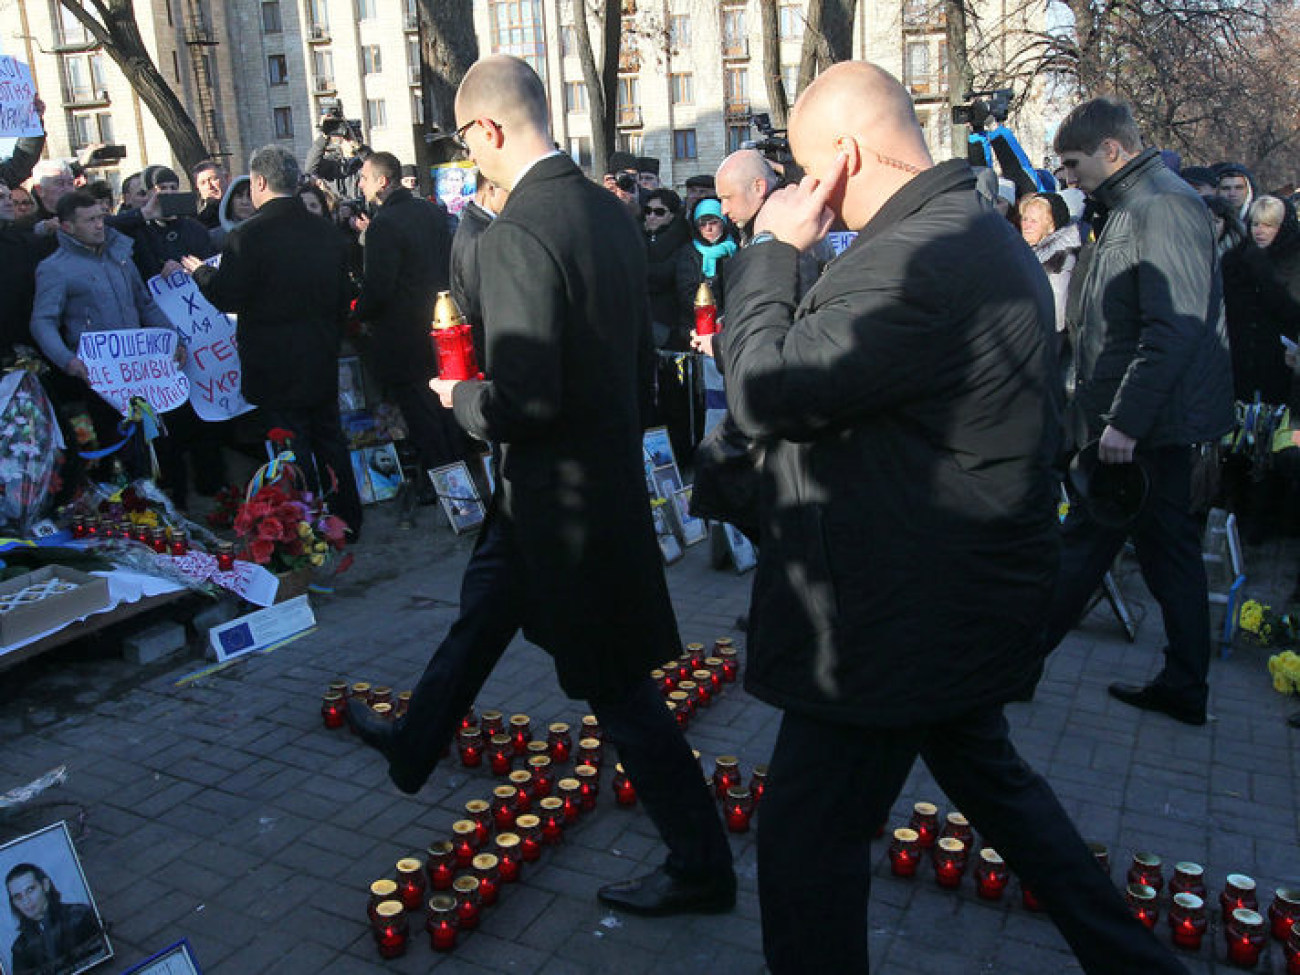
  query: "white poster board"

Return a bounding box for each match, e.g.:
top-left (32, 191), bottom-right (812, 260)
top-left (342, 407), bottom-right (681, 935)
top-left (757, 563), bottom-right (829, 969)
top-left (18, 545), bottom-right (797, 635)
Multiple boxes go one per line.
top-left (0, 56), bottom-right (42, 138)
top-left (77, 329), bottom-right (190, 416)
top-left (208, 594), bottom-right (315, 662)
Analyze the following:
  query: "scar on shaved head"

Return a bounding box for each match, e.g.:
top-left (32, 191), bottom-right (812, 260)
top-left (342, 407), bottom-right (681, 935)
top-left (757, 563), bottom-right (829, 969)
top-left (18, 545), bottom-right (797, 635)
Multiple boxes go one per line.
top-left (791, 61), bottom-right (926, 162)
top-left (456, 55), bottom-right (550, 132)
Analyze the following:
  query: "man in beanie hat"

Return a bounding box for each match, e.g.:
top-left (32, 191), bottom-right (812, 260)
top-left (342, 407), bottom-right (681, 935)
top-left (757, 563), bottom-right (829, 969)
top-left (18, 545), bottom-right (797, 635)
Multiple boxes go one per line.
top-left (683, 174), bottom-right (715, 221)
top-left (637, 156), bottom-right (660, 190)
top-left (400, 164), bottom-right (420, 192)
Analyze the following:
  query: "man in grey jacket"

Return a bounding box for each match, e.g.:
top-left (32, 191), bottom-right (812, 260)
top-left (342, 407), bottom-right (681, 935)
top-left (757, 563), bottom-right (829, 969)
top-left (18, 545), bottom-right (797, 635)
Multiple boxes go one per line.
top-left (1044, 98), bottom-right (1233, 725)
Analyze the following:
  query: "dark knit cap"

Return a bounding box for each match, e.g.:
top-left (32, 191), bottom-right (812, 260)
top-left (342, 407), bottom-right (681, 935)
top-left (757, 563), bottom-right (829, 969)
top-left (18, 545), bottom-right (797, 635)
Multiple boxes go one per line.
top-left (684, 174), bottom-right (715, 190)
top-left (636, 156), bottom-right (660, 176)
top-left (143, 165), bottom-right (180, 190)
top-left (607, 151), bottom-right (638, 173)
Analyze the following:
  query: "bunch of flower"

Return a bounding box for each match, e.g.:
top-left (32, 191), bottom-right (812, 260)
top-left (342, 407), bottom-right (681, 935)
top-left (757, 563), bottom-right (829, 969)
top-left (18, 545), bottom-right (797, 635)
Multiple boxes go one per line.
top-left (233, 483), bottom-right (347, 573)
top-left (96, 484), bottom-right (162, 531)
top-left (205, 486), bottom-right (244, 529)
top-left (1268, 651), bottom-right (1300, 695)
top-left (1238, 599), bottom-right (1300, 647)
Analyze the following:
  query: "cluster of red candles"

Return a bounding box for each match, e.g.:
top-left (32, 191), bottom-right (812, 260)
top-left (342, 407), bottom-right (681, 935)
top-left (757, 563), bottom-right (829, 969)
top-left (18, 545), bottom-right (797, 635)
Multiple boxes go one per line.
top-left (71, 514), bottom-right (191, 555)
top-left (651, 638), bottom-right (741, 730)
top-left (885, 803), bottom-right (1299, 967)
top-left (704, 754), bottom-right (767, 833)
top-left (320, 680), bottom-right (411, 731)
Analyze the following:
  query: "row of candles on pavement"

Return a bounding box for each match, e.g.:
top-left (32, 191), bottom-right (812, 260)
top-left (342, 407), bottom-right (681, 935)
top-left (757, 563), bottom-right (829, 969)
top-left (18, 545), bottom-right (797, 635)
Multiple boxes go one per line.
top-left (890, 801), bottom-right (1300, 968)
top-left (70, 514), bottom-right (239, 568)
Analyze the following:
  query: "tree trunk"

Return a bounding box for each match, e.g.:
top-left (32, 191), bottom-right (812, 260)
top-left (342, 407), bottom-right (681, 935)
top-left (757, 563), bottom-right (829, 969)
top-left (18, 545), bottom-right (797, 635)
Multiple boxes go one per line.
top-left (574, 0), bottom-right (621, 175)
top-left (759, 0), bottom-right (789, 128)
top-left (59, 0), bottom-right (210, 172)
top-left (945, 0), bottom-right (975, 151)
top-left (420, 0), bottom-right (477, 136)
top-left (797, 0), bottom-right (855, 93)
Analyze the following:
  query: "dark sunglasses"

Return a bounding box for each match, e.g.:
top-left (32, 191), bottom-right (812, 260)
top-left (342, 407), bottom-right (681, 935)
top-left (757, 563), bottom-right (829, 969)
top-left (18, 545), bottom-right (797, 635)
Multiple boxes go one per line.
top-left (644, 206), bottom-right (670, 217)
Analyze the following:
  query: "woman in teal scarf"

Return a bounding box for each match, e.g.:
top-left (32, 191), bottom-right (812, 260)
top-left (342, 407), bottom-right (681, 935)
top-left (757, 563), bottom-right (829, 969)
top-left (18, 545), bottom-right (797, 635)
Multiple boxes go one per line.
top-left (674, 198), bottom-right (737, 337)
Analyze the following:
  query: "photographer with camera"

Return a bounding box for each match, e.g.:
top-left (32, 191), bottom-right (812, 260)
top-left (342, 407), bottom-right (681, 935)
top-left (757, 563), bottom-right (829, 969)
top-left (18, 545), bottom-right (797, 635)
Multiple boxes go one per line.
top-left (602, 150), bottom-right (642, 220)
top-left (306, 104), bottom-right (372, 202)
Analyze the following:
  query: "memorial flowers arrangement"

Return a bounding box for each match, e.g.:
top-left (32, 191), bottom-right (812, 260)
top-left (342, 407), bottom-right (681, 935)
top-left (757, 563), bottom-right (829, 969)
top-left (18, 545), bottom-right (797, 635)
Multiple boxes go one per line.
top-left (1238, 598), bottom-right (1300, 647)
top-left (233, 483), bottom-right (347, 573)
top-left (205, 486), bottom-right (244, 530)
top-left (1268, 650), bottom-right (1300, 695)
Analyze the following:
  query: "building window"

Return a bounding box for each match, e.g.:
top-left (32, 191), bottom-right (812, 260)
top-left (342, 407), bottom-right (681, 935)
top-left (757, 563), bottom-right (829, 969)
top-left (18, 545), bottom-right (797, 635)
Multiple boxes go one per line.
top-left (164, 0), bottom-right (173, 27)
top-left (568, 135), bottom-right (591, 170)
top-left (362, 45), bottom-right (382, 75)
top-left (411, 89), bottom-right (424, 122)
top-left (313, 49), bottom-right (334, 88)
top-left (488, 0), bottom-right (548, 84)
top-left (724, 66), bottom-right (749, 115)
top-left (407, 37), bottom-right (421, 83)
top-left (617, 76), bottom-right (641, 126)
top-left (310, 0), bottom-right (329, 31)
top-left (96, 111), bottom-right (114, 143)
top-left (261, 1), bottom-right (282, 32)
top-left (727, 123), bottom-right (751, 152)
top-left (563, 81), bottom-right (588, 114)
top-left (561, 25), bottom-right (577, 57)
top-left (57, 4), bottom-right (92, 46)
top-left (617, 132), bottom-right (643, 154)
top-left (673, 128), bottom-right (697, 160)
top-left (70, 114), bottom-right (94, 149)
top-left (273, 106), bottom-right (294, 139)
top-left (62, 53), bottom-right (108, 103)
top-left (366, 98), bottom-right (387, 128)
top-left (779, 3), bottom-right (803, 39)
top-left (171, 50), bottom-right (181, 82)
top-left (904, 40), bottom-right (930, 91)
top-left (669, 13), bottom-right (690, 48)
top-left (722, 7), bottom-right (746, 53)
top-left (669, 72), bottom-right (693, 106)
top-left (357, 0), bottom-right (376, 20)
top-left (268, 54), bottom-right (288, 85)
top-left (781, 63), bottom-right (799, 101)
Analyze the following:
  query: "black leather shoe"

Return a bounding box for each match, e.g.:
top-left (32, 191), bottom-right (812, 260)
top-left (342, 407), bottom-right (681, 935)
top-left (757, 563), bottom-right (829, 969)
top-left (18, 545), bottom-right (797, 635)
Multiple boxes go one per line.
top-left (597, 866), bottom-right (736, 917)
top-left (345, 698), bottom-right (427, 794)
top-left (1108, 682), bottom-right (1207, 726)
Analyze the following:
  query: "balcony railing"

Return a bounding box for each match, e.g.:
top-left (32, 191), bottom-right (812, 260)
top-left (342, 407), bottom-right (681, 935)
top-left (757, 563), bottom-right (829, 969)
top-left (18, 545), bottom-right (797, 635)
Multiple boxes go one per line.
top-left (408, 65), bottom-right (422, 86)
top-left (905, 75), bottom-right (950, 98)
top-left (404, 13), bottom-right (419, 31)
top-left (724, 99), bottom-right (750, 119)
top-left (307, 23), bottom-right (331, 43)
top-left (63, 86), bottom-right (110, 107)
top-left (314, 75), bottom-right (336, 92)
top-left (722, 37), bottom-right (749, 58)
top-left (617, 105), bottom-right (643, 128)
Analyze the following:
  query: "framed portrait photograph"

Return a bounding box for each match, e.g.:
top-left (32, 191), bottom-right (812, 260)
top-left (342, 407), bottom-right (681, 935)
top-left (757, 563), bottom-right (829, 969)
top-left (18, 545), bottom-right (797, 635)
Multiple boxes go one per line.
top-left (349, 450), bottom-right (376, 505)
top-left (429, 461), bottom-right (485, 534)
top-left (723, 523), bottom-right (757, 574)
top-left (119, 939), bottom-right (202, 975)
top-left (642, 426), bottom-right (676, 470)
top-left (671, 487), bottom-right (707, 546)
top-left (652, 501), bottom-right (683, 565)
top-left (337, 356), bottom-right (366, 413)
top-left (364, 443), bottom-right (404, 502)
top-left (651, 464), bottom-right (683, 503)
top-left (432, 162), bottom-right (478, 219)
top-left (0, 821), bottom-right (112, 975)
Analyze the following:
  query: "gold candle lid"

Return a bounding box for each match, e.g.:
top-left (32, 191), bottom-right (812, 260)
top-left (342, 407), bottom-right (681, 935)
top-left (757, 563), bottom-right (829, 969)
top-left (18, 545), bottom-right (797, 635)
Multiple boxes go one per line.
top-left (650, 669), bottom-right (665, 680)
top-left (614, 763), bottom-right (625, 774)
top-left (373, 685), bottom-right (392, 696)
top-left (465, 799), bottom-right (490, 815)
top-left (515, 814), bottom-right (540, 829)
top-left (322, 691), bottom-right (342, 702)
top-left (490, 733), bottom-right (512, 746)
top-left (428, 893), bottom-right (456, 913)
top-left (508, 770), bottom-right (533, 787)
top-left (427, 839), bottom-right (454, 856)
top-left (1232, 908), bottom-right (1264, 926)
top-left (694, 282), bottom-right (715, 306)
top-left (452, 819), bottom-right (478, 836)
top-left (979, 848), bottom-right (1003, 865)
top-left (692, 670), bottom-right (712, 681)
top-left (715, 755), bottom-right (739, 768)
top-left (574, 764), bottom-right (597, 779)
top-left (328, 679), bottom-right (348, 691)
top-left (557, 778), bottom-right (579, 791)
top-left (471, 853), bottom-right (499, 871)
top-left (481, 709), bottom-right (503, 722)
top-left (678, 681), bottom-right (697, 692)
top-left (719, 645), bottom-right (737, 656)
top-left (726, 786), bottom-right (750, 801)
top-left (665, 702), bottom-right (678, 713)
top-left (372, 703), bottom-right (393, 717)
top-left (527, 740), bottom-right (549, 755)
top-left (370, 878), bottom-right (398, 897)
top-left (493, 785), bottom-right (518, 800)
top-left (453, 875), bottom-right (480, 894)
top-left (509, 713), bottom-right (531, 728)
top-left (893, 828), bottom-right (920, 843)
top-left (538, 797), bottom-right (563, 812)
top-left (1227, 873), bottom-right (1256, 890)
top-left (668, 691), bottom-right (689, 703)
top-left (1172, 892), bottom-right (1204, 910)
top-left (913, 801), bottom-right (937, 817)
top-left (578, 737), bottom-right (600, 750)
top-left (494, 832), bottom-right (520, 849)
top-left (395, 857), bottom-right (422, 875)
top-left (715, 637), bottom-right (734, 648)
top-left (1174, 861), bottom-right (1203, 876)
top-left (946, 812), bottom-right (968, 827)
top-left (548, 722), bottom-right (569, 734)
top-left (528, 755), bottom-right (552, 769)
top-left (704, 657), bottom-right (723, 667)
top-left (1133, 851), bottom-right (1161, 867)
top-left (433, 291), bottom-right (464, 329)
top-left (937, 837), bottom-right (964, 854)
top-left (397, 690), bottom-right (412, 702)
top-left (662, 661), bottom-right (680, 670)
top-left (375, 899), bottom-right (404, 919)
top-left (581, 715), bottom-right (599, 728)
top-left (459, 725), bottom-right (483, 738)
top-left (752, 764), bottom-right (768, 777)
top-left (351, 681), bottom-right (371, 694)
top-left (1126, 882), bottom-right (1157, 900)
top-left (1277, 887), bottom-right (1300, 906)
top-left (686, 641), bottom-right (705, 653)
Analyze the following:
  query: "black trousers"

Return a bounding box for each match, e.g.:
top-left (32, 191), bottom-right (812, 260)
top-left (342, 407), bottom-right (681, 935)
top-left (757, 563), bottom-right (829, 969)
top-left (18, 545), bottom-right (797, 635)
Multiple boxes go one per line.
top-left (394, 515), bottom-right (732, 879)
top-left (259, 403), bottom-right (363, 535)
top-left (758, 707), bottom-right (1187, 975)
top-left (1044, 444), bottom-right (1210, 704)
top-left (387, 380), bottom-right (470, 475)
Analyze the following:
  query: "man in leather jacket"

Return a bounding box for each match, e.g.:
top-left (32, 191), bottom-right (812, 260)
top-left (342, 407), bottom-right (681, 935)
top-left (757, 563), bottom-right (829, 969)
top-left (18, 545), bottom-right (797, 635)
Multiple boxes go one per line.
top-left (1043, 98), bottom-right (1233, 725)
top-left (6, 863), bottom-right (106, 974)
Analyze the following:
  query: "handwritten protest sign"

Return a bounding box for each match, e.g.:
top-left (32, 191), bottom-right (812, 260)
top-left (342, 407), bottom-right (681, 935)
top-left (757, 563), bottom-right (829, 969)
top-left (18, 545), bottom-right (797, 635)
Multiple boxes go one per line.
top-left (148, 266), bottom-right (253, 421)
top-left (826, 232), bottom-right (858, 257)
top-left (78, 329), bottom-right (190, 416)
top-left (0, 56), bottom-right (43, 138)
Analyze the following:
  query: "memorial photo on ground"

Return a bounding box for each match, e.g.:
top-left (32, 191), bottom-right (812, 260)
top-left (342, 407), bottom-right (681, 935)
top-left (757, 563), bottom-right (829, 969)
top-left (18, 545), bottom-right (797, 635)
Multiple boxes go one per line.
top-left (429, 461), bottom-right (485, 534)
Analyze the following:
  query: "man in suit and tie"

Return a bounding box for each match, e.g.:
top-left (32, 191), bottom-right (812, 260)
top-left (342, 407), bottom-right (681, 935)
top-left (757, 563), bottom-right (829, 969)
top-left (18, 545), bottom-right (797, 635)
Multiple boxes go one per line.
top-left (349, 54), bottom-right (734, 917)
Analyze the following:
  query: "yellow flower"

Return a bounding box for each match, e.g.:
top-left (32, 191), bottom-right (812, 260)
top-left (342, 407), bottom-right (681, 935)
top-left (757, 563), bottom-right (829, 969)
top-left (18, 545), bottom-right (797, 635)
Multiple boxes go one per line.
top-left (298, 522), bottom-right (314, 538)
top-left (313, 541), bottom-right (327, 553)
top-left (1274, 672), bottom-right (1293, 695)
top-left (310, 553), bottom-right (325, 566)
top-left (1239, 600), bottom-right (1265, 634)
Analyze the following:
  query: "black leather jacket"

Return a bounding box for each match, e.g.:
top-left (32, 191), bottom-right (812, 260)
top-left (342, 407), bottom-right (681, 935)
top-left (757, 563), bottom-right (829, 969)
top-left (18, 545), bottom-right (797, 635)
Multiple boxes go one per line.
top-left (1066, 148), bottom-right (1233, 447)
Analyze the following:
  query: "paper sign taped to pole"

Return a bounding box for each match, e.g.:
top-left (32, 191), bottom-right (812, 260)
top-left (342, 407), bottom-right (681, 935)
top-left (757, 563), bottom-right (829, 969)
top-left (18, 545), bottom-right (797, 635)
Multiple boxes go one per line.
top-left (148, 264), bottom-right (253, 421)
top-left (0, 56), bottom-right (43, 138)
top-left (77, 328), bottom-right (190, 416)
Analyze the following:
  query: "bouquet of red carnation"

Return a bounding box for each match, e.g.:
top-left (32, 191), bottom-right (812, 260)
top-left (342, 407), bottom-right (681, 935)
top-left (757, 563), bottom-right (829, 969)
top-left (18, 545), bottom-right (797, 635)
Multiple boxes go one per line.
top-left (206, 485), bottom-right (244, 529)
top-left (233, 482), bottom-right (348, 573)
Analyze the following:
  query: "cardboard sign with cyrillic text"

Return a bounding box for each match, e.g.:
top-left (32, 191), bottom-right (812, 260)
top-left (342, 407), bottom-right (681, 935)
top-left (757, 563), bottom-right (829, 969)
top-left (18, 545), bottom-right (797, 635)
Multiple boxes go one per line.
top-left (0, 57), bottom-right (42, 138)
top-left (78, 329), bottom-right (190, 416)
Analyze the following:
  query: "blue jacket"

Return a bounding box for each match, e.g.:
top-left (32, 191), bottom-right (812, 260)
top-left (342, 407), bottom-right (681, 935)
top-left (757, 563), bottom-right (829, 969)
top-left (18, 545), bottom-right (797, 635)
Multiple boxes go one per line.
top-left (29, 227), bottom-right (170, 371)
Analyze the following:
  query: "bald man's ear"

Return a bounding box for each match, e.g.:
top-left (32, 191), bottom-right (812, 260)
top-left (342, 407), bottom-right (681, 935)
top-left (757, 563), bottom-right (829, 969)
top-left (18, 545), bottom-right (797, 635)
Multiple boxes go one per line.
top-left (834, 136), bottom-right (862, 177)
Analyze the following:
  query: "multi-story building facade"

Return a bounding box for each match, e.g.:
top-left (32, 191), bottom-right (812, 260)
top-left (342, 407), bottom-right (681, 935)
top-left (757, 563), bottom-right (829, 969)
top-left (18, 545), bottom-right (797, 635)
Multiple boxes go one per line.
top-left (2, 0), bottom-right (1050, 195)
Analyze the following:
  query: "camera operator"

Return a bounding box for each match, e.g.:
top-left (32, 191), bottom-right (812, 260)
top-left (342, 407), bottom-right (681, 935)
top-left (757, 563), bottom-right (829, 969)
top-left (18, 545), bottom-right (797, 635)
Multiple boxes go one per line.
top-left (306, 106), bottom-right (372, 201)
top-left (602, 150), bottom-right (642, 220)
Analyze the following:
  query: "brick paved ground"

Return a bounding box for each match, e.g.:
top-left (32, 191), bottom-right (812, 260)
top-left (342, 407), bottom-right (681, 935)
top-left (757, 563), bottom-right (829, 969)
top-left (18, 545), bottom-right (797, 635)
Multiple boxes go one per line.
top-left (2, 500), bottom-right (1298, 974)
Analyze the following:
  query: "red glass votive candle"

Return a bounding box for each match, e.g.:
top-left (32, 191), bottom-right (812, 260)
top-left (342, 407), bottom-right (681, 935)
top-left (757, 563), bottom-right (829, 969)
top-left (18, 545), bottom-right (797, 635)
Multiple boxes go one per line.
top-left (349, 681), bottom-right (372, 703)
top-left (371, 900), bottom-right (408, 959)
top-left (368, 879), bottom-right (398, 922)
top-left (488, 733), bottom-right (514, 776)
top-left (725, 786), bottom-right (754, 833)
top-left (426, 893), bottom-right (458, 951)
top-left (581, 714), bottom-right (602, 741)
top-left (557, 779), bottom-right (581, 824)
top-left (515, 814), bottom-right (542, 861)
top-left (1126, 883), bottom-right (1159, 929)
top-left (321, 692), bottom-right (346, 729)
top-left (1222, 875), bottom-right (1260, 918)
top-left (216, 541), bottom-right (235, 571)
top-left (493, 833), bottom-right (522, 881)
top-left (670, 657), bottom-right (692, 683)
top-left (370, 702), bottom-right (394, 723)
top-left (472, 853), bottom-right (500, 907)
top-left (491, 786), bottom-right (518, 833)
top-left (457, 727), bottom-right (484, 767)
top-left (478, 708), bottom-right (501, 736)
top-left (575, 764), bottom-right (599, 811)
top-left (1285, 921), bottom-right (1300, 975)
top-left (718, 646), bottom-right (740, 682)
top-left (684, 642), bottom-right (706, 670)
top-left (452, 875), bottom-right (481, 931)
top-left (677, 682), bottom-right (699, 714)
top-left (659, 660), bottom-right (681, 689)
top-left (714, 636), bottom-right (735, 654)
top-left (527, 755), bottom-right (554, 798)
top-left (394, 690), bottom-right (409, 718)
top-left (975, 848), bottom-right (1008, 900)
top-left (327, 678), bottom-right (349, 698)
top-left (702, 657), bottom-right (724, 693)
top-left (526, 739), bottom-right (549, 764)
top-left (910, 802), bottom-right (940, 848)
top-left (464, 799), bottom-right (492, 847)
top-left (547, 722), bottom-right (573, 762)
top-left (749, 765), bottom-right (768, 806)
top-left (1271, 889), bottom-right (1300, 941)
top-left (150, 526), bottom-right (168, 553)
top-left (538, 797), bottom-right (565, 844)
top-left (395, 858), bottom-right (426, 911)
top-left (1088, 842), bottom-right (1110, 876)
top-left (577, 737), bottom-right (603, 768)
top-left (889, 828), bottom-right (921, 878)
top-left (509, 714), bottom-right (531, 755)
top-left (451, 819), bottom-right (481, 867)
top-left (713, 756), bottom-right (741, 800)
top-left (1127, 852), bottom-right (1163, 894)
top-left (668, 691), bottom-right (691, 727)
top-left (104, 520), bottom-right (121, 541)
top-left (1226, 908), bottom-right (1267, 967)
top-left (368, 685), bottom-right (391, 707)
top-left (1169, 892), bottom-right (1208, 951)
top-left (934, 837), bottom-right (966, 889)
top-left (169, 533), bottom-right (188, 555)
top-left (612, 763), bottom-right (637, 806)
top-left (426, 840), bottom-right (456, 890)
top-left (651, 669), bottom-right (670, 694)
top-left (1171, 861), bottom-right (1206, 900)
top-left (71, 515), bottom-right (87, 539)
top-left (1022, 883), bottom-right (1044, 912)
top-left (691, 670), bottom-right (715, 706)
top-left (460, 705), bottom-right (478, 731)
top-left (939, 812), bottom-right (973, 851)
top-left (508, 770), bottom-right (534, 812)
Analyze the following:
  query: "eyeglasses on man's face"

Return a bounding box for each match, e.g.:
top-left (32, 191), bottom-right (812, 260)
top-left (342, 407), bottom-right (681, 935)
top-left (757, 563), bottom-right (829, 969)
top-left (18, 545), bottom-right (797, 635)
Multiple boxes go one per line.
top-left (451, 118), bottom-right (503, 153)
